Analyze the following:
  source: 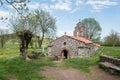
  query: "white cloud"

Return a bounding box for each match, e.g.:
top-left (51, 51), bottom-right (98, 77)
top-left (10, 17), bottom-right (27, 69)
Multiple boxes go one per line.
top-left (0, 24), bottom-right (9, 32)
top-left (28, 2), bottom-right (40, 10)
top-left (0, 26), bottom-right (8, 30)
top-left (41, 0), bottom-right (72, 11)
top-left (75, 0), bottom-right (83, 6)
top-left (0, 10), bottom-right (10, 17)
top-left (86, 0), bottom-right (118, 12)
top-left (0, 10), bottom-right (13, 22)
top-left (71, 8), bottom-right (79, 13)
top-left (41, 3), bottom-right (51, 11)
top-left (50, 0), bottom-right (72, 11)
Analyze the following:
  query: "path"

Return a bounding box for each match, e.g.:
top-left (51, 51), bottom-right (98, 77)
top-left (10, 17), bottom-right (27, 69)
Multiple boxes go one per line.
top-left (42, 66), bottom-right (120, 80)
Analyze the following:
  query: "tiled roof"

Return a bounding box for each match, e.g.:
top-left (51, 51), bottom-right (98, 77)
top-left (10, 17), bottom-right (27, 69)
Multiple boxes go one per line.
top-left (70, 36), bottom-right (100, 47)
top-left (71, 36), bottom-right (92, 44)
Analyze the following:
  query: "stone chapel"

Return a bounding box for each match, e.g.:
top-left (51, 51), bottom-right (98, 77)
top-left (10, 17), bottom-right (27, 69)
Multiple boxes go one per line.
top-left (47, 21), bottom-right (100, 59)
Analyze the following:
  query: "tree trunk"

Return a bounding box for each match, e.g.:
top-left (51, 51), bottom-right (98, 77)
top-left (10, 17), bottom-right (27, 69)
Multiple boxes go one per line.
top-left (1, 35), bottom-right (4, 48)
top-left (18, 31), bottom-right (33, 60)
top-left (38, 33), bottom-right (44, 48)
top-left (20, 40), bottom-right (27, 59)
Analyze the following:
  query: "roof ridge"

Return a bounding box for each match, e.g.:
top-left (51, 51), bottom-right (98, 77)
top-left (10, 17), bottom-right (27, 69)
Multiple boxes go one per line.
top-left (70, 36), bottom-right (92, 44)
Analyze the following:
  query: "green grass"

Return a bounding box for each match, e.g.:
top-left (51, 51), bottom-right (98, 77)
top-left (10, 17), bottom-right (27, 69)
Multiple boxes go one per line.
top-left (58, 56), bottom-right (99, 73)
top-left (0, 48), bottom-right (19, 59)
top-left (0, 48), bottom-right (41, 59)
top-left (102, 47), bottom-right (120, 58)
top-left (0, 55), bottom-right (55, 80)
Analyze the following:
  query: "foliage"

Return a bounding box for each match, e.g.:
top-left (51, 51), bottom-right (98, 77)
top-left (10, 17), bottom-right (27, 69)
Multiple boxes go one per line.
top-left (35, 9), bottom-right (56, 48)
top-left (8, 8), bottom-right (56, 59)
top-left (103, 30), bottom-right (120, 46)
top-left (82, 18), bottom-right (102, 42)
top-left (9, 13), bottom-right (37, 59)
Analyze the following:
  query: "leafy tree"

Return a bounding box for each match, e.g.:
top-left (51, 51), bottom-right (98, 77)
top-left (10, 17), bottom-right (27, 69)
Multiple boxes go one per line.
top-left (9, 14), bottom-right (36, 59)
top-left (35, 9), bottom-right (56, 48)
top-left (104, 30), bottom-right (120, 46)
top-left (0, 0), bottom-right (29, 46)
top-left (9, 9), bottom-right (56, 59)
top-left (82, 18), bottom-right (102, 42)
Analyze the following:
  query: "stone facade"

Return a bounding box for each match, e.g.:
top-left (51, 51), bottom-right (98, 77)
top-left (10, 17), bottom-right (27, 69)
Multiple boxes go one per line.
top-left (48, 21), bottom-right (100, 59)
top-left (73, 22), bottom-right (87, 38)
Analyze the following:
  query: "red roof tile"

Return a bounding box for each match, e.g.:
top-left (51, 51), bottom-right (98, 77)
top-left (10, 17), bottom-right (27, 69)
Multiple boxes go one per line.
top-left (71, 36), bottom-right (92, 44)
top-left (70, 36), bottom-right (100, 47)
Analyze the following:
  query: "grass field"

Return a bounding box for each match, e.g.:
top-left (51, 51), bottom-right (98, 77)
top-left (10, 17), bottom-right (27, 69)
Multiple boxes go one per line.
top-left (0, 55), bottom-right (55, 80)
top-left (0, 46), bottom-right (120, 80)
top-left (102, 47), bottom-right (120, 58)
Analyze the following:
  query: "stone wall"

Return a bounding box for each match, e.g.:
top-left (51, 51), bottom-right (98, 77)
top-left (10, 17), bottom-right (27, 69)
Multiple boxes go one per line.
top-left (100, 55), bottom-right (120, 67)
top-left (48, 35), bottom-right (97, 58)
top-left (48, 35), bottom-right (84, 58)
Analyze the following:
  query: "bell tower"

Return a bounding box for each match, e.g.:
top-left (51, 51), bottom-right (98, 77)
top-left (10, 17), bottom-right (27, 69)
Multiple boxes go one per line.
top-left (73, 21), bottom-right (87, 38)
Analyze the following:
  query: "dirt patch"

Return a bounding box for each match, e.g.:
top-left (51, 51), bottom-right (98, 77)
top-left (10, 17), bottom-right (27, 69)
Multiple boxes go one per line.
top-left (5, 73), bottom-right (17, 80)
top-left (42, 67), bottom-right (91, 80)
top-left (42, 66), bottom-right (120, 80)
top-left (90, 66), bottom-right (120, 80)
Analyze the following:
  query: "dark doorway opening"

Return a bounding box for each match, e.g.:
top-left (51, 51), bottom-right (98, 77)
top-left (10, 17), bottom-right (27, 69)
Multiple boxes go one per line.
top-left (63, 50), bottom-right (68, 59)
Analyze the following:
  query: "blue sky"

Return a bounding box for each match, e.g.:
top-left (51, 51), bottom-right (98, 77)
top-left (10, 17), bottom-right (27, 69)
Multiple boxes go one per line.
top-left (0, 0), bottom-right (120, 39)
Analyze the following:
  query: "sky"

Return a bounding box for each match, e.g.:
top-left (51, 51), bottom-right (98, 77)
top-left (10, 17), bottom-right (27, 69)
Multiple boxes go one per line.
top-left (0, 0), bottom-right (120, 40)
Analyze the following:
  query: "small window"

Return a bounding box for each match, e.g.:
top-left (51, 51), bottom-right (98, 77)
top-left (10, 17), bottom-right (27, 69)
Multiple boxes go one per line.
top-left (64, 42), bottom-right (66, 45)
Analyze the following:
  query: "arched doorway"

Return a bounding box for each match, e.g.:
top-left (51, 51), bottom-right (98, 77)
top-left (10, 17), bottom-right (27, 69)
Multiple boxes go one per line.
top-left (63, 50), bottom-right (68, 59)
top-left (60, 48), bottom-right (70, 59)
top-left (61, 49), bottom-right (70, 59)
